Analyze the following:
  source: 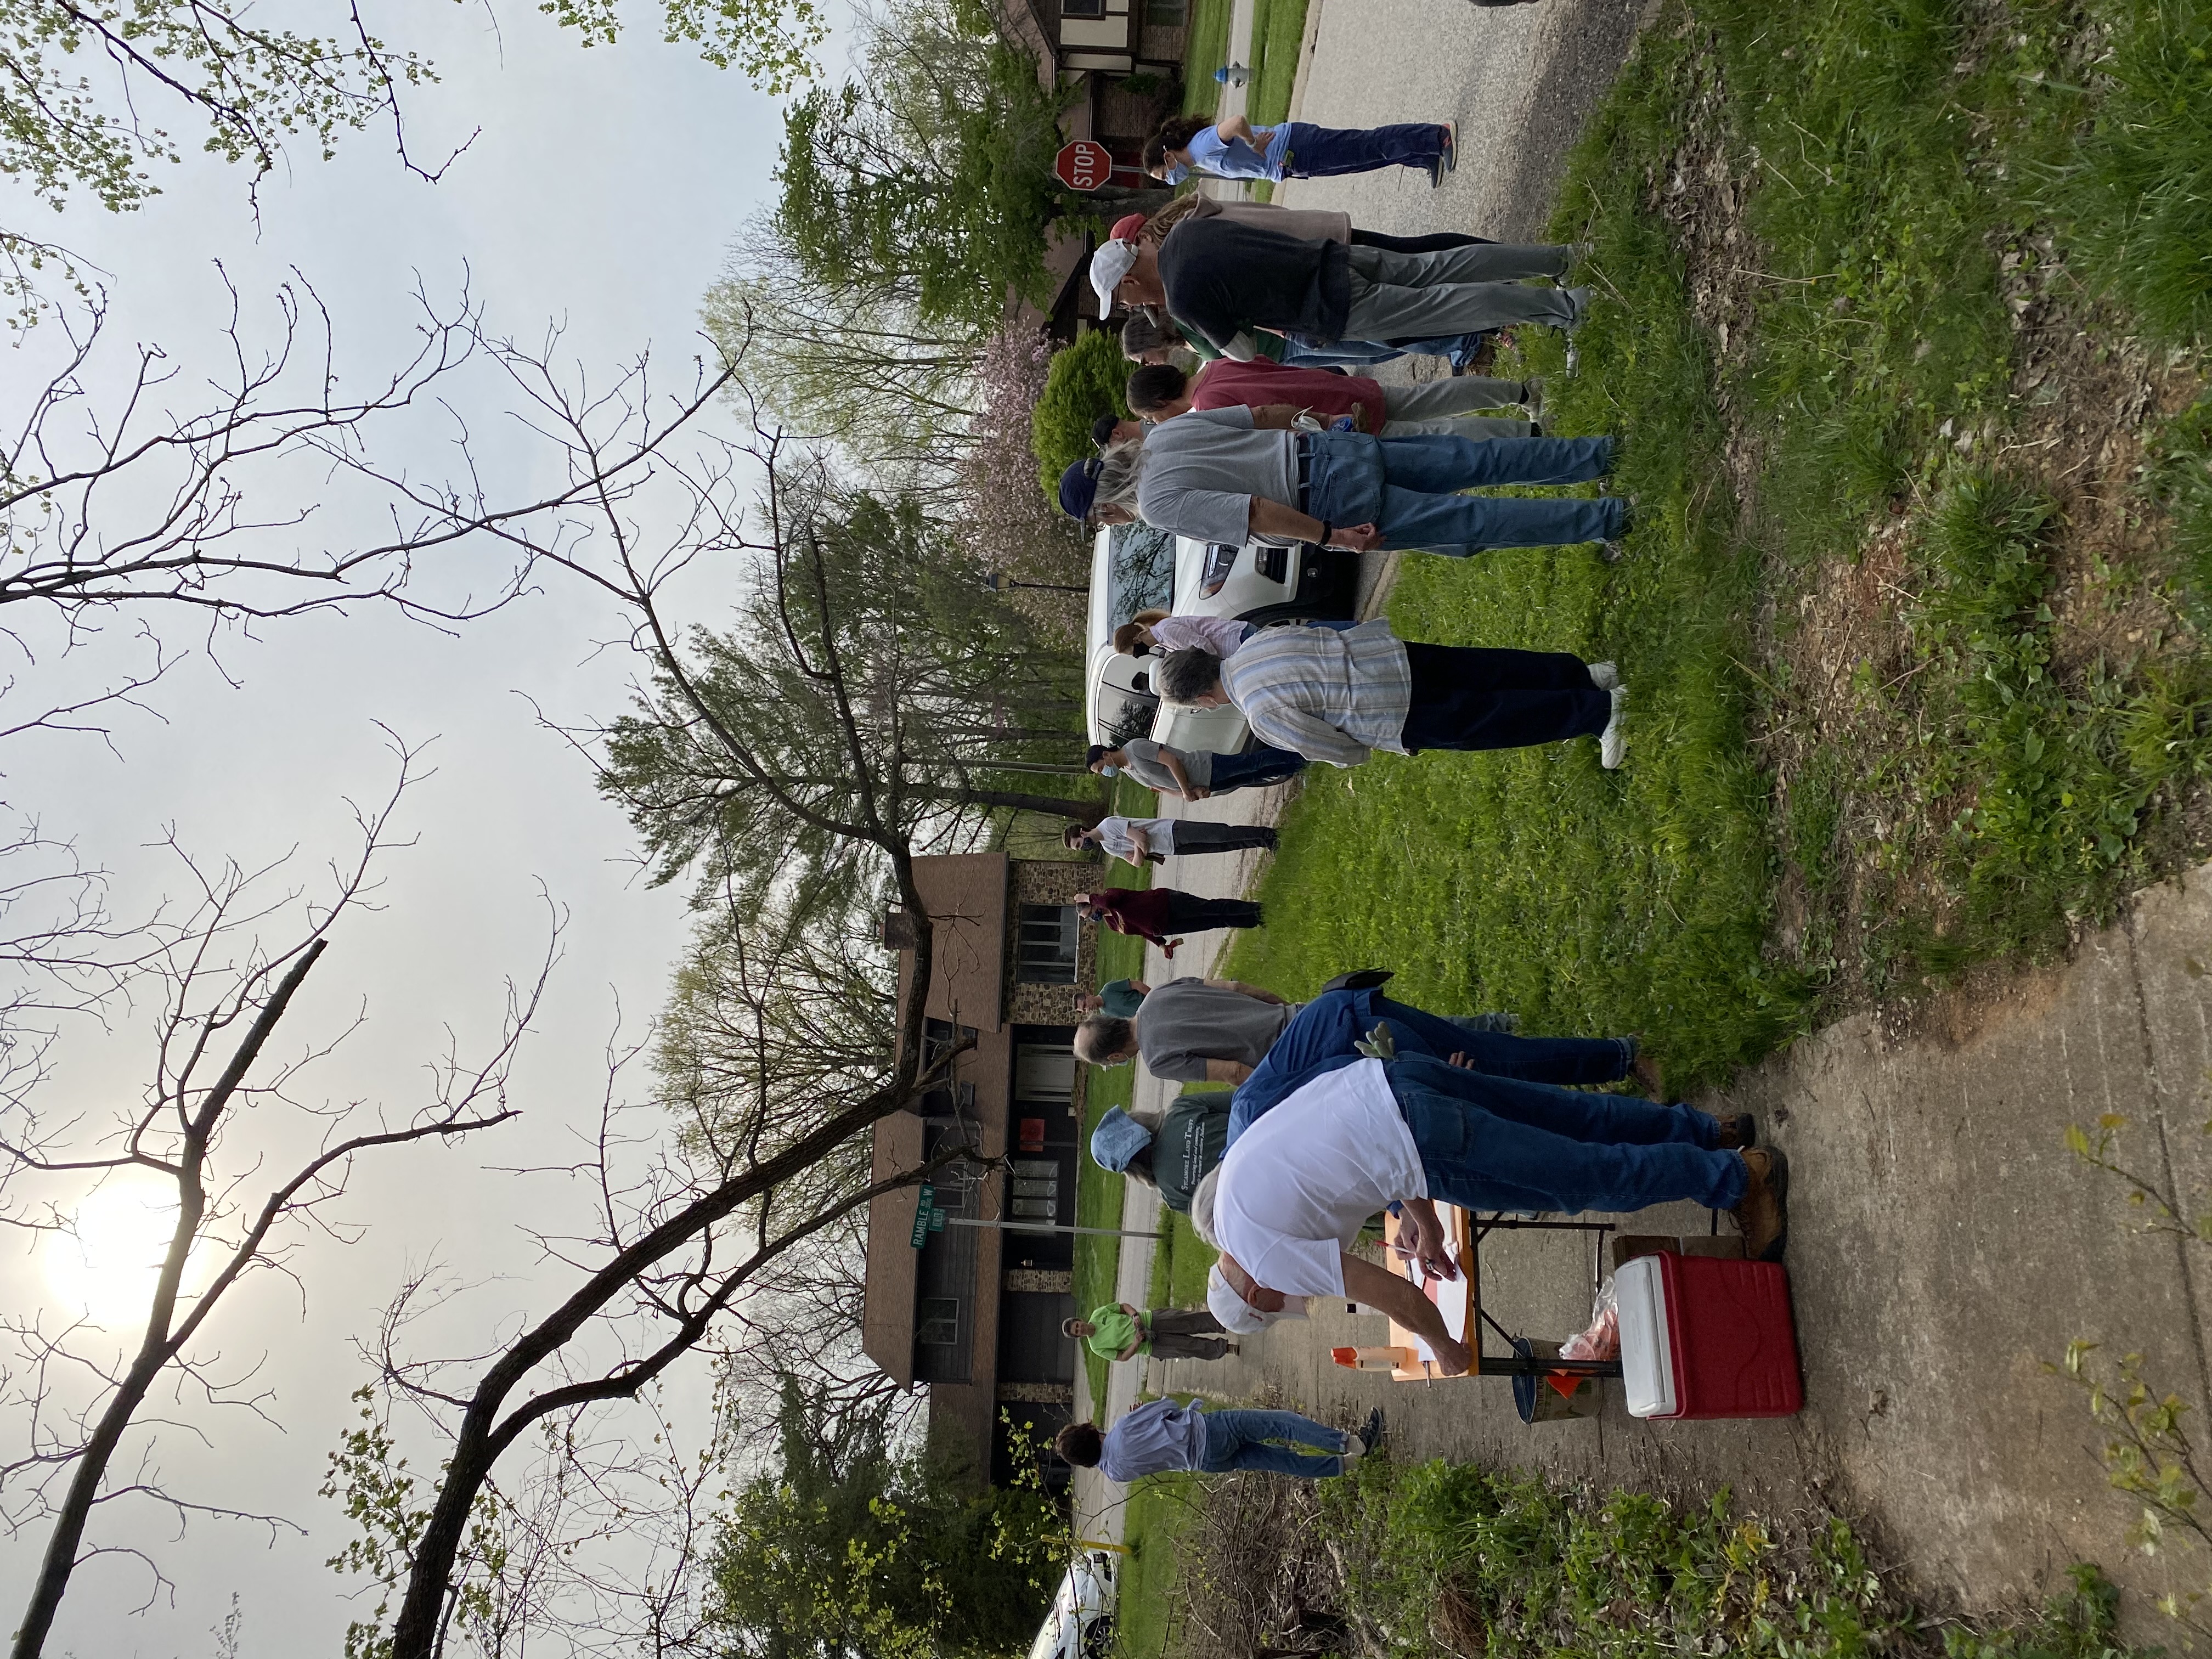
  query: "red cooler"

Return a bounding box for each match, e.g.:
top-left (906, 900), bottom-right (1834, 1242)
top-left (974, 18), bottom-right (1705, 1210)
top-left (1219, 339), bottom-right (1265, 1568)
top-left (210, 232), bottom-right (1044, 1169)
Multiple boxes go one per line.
top-left (1616, 1250), bottom-right (1803, 1419)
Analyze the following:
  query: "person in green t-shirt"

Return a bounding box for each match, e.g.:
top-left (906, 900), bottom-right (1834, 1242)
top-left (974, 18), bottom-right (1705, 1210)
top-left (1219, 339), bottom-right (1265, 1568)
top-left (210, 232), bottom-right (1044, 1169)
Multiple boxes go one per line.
top-left (1080, 978), bottom-right (1149, 1019)
top-left (1063, 1302), bottom-right (1234, 1362)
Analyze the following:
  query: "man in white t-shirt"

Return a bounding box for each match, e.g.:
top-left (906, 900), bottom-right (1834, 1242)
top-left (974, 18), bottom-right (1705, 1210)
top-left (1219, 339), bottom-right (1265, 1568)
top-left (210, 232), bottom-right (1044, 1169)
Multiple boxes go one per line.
top-left (1206, 1054), bottom-right (1790, 1370)
top-left (1063, 816), bottom-right (1277, 866)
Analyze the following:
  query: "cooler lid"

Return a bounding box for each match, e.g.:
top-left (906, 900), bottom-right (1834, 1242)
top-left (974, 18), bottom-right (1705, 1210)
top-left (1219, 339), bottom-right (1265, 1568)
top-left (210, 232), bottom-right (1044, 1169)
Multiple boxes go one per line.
top-left (1615, 1255), bottom-right (1677, 1418)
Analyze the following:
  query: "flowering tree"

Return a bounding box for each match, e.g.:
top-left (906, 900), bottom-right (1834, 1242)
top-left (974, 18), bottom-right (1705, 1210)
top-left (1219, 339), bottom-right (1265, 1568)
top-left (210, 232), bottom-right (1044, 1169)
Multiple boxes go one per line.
top-left (953, 325), bottom-right (1086, 595)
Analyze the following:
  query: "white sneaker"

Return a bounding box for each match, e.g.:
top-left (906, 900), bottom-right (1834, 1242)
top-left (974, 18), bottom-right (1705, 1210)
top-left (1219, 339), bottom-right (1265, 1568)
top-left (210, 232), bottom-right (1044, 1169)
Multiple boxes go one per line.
top-left (1600, 686), bottom-right (1627, 769)
top-left (1588, 661), bottom-right (1620, 690)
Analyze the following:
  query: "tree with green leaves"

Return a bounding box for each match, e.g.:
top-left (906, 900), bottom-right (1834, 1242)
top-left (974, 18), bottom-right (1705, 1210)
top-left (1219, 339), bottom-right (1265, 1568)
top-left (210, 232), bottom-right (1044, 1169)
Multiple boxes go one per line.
top-left (707, 1374), bottom-right (1060, 1659)
top-left (598, 475), bottom-right (1102, 909)
top-left (771, 0), bottom-right (1071, 334)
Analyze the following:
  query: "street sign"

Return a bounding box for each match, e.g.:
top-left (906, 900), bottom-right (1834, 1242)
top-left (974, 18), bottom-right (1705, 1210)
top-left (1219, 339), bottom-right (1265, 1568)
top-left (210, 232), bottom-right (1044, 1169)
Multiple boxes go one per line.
top-left (1054, 139), bottom-right (1114, 193)
top-left (929, 1207), bottom-right (946, 1232)
top-left (909, 1183), bottom-right (935, 1249)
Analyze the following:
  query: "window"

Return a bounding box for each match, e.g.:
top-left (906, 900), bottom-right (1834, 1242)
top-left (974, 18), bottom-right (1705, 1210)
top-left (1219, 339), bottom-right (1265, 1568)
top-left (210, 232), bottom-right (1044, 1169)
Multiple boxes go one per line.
top-left (917, 1297), bottom-right (961, 1346)
top-left (923, 1124), bottom-right (981, 1214)
top-left (1014, 1043), bottom-right (1076, 1103)
top-left (1144, 0), bottom-right (1186, 20)
top-left (1015, 905), bottom-right (1080, 985)
top-left (1061, 0), bottom-right (1104, 15)
top-left (1010, 1157), bottom-right (1061, 1223)
top-left (923, 1017), bottom-right (975, 1071)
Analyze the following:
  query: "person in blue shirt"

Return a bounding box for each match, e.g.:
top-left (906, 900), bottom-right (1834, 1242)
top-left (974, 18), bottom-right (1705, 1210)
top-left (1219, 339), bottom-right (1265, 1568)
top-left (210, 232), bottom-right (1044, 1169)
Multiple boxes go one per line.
top-left (1226, 984), bottom-right (1680, 1146)
top-left (1145, 114), bottom-right (1456, 189)
top-left (1054, 1399), bottom-right (1384, 1481)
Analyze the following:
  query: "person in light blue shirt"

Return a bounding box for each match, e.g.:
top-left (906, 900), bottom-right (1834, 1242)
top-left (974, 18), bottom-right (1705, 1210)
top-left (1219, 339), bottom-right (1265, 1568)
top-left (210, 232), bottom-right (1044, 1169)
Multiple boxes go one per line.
top-left (1054, 1399), bottom-right (1383, 1481)
top-left (1145, 113), bottom-right (1454, 188)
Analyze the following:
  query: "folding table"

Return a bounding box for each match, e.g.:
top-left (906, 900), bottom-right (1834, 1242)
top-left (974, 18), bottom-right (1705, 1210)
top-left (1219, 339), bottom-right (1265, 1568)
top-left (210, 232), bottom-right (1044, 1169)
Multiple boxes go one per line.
top-left (1381, 1202), bottom-right (1627, 1381)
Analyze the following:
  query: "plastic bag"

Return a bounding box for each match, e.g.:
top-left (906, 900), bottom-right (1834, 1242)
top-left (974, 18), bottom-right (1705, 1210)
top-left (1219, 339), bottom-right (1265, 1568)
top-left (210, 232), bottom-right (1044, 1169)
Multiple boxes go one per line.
top-left (1561, 1276), bottom-right (1620, 1364)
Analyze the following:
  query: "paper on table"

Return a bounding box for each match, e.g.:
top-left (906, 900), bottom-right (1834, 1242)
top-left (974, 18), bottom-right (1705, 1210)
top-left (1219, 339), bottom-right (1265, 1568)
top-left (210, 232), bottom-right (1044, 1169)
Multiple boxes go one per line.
top-left (1396, 1248), bottom-right (1470, 1365)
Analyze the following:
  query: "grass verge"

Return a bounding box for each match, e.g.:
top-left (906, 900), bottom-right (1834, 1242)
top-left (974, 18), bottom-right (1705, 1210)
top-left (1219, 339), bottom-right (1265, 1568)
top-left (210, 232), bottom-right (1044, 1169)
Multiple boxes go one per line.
top-left (1109, 1475), bottom-right (1201, 1659)
top-left (1178, 0), bottom-right (1232, 115)
top-left (1244, 0), bottom-right (1309, 128)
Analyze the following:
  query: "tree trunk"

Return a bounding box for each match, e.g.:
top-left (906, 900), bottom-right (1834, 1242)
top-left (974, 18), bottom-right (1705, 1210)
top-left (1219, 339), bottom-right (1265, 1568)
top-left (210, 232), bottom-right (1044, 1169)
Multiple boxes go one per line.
top-left (916, 785), bottom-right (1104, 822)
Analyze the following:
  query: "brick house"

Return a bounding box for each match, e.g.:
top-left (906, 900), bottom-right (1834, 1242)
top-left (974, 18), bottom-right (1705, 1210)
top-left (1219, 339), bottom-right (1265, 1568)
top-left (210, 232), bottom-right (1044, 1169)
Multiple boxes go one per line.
top-left (861, 852), bottom-right (1105, 1484)
top-left (998, 1), bottom-right (1189, 338)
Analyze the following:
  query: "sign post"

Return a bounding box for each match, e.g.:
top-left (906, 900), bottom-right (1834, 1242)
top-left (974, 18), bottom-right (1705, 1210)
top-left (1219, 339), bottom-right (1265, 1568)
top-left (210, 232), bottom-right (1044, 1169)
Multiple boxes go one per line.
top-left (908, 1183), bottom-right (935, 1249)
top-left (1053, 140), bottom-right (1114, 194)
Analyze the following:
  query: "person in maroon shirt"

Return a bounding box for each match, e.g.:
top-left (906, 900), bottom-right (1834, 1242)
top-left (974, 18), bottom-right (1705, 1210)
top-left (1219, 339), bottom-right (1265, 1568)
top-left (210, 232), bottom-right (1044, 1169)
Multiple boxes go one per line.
top-left (1077, 888), bottom-right (1263, 957)
top-left (1126, 357), bottom-right (1536, 440)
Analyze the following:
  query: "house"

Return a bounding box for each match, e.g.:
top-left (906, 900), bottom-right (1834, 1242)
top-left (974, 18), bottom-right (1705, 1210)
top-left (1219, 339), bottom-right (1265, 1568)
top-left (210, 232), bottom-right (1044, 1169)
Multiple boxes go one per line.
top-left (1000, 1), bottom-right (1190, 338)
top-left (861, 852), bottom-right (1102, 1485)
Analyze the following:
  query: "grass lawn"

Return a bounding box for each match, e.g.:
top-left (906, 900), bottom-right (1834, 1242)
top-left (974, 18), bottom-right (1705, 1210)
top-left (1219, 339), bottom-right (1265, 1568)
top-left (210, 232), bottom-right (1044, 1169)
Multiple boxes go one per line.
top-left (1109, 1474), bottom-right (1202, 1659)
top-left (1073, 779), bottom-right (1158, 1405)
top-left (1224, 0), bottom-right (2212, 1085)
top-left (1244, 0), bottom-right (1309, 128)
top-left (1178, 0), bottom-right (1232, 116)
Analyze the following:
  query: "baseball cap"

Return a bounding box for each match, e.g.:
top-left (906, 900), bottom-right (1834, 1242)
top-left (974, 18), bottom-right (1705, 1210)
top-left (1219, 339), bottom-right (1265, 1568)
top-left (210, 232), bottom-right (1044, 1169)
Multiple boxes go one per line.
top-left (1091, 413), bottom-right (1126, 448)
top-left (1088, 1106), bottom-right (1154, 1172)
top-left (1109, 213), bottom-right (1148, 241)
top-left (1058, 458), bottom-right (1103, 520)
top-left (1089, 239), bottom-right (1138, 312)
top-left (1207, 1262), bottom-right (1270, 1335)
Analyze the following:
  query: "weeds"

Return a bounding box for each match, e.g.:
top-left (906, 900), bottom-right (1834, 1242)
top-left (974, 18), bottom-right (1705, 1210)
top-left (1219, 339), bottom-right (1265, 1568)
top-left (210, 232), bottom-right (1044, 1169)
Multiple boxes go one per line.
top-left (2063, 1107), bottom-right (2212, 1640)
top-left (1115, 1454), bottom-right (2146, 1658)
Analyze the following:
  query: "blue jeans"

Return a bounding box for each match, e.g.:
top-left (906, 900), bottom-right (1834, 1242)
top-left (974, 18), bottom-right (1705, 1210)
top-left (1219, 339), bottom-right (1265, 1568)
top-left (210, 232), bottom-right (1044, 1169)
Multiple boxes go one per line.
top-left (1282, 334), bottom-right (1488, 369)
top-left (1228, 989), bottom-right (1627, 1144)
top-left (1280, 121), bottom-right (1448, 178)
top-left (1387, 1051), bottom-right (1748, 1215)
top-left (1205, 743), bottom-right (1308, 792)
top-left (1372, 998), bottom-right (1632, 1084)
top-left (1198, 1408), bottom-right (1349, 1478)
top-left (1304, 431), bottom-right (1623, 554)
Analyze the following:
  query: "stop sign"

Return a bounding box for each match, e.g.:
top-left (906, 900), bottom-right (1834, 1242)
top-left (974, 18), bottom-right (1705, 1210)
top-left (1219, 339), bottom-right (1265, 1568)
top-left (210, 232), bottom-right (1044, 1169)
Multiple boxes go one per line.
top-left (1054, 139), bottom-right (1114, 193)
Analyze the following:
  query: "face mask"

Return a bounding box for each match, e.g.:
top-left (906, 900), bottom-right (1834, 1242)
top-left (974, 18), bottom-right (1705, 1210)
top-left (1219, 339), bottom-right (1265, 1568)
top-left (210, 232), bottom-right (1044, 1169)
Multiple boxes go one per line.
top-left (1099, 764), bottom-right (1119, 777)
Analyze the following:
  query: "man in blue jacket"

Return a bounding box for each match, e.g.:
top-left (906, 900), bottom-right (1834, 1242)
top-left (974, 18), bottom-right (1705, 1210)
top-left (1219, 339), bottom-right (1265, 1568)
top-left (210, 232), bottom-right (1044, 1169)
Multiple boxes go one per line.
top-left (1226, 984), bottom-right (1679, 1146)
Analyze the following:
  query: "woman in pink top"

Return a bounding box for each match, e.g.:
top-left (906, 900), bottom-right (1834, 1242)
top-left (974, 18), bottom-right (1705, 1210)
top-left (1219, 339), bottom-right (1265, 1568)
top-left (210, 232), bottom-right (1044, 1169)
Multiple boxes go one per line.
top-left (1127, 358), bottom-right (1539, 442)
top-left (1112, 610), bottom-right (1252, 657)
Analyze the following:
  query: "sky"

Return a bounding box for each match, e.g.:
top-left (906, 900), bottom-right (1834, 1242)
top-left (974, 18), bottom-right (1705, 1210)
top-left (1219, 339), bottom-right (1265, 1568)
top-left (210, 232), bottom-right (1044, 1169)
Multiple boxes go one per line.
top-left (0, 0), bottom-right (864, 1651)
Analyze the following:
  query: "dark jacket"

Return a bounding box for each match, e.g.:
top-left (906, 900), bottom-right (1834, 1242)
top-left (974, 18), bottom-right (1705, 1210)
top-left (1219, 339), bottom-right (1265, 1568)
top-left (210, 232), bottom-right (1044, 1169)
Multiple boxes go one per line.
top-left (1158, 218), bottom-right (1353, 353)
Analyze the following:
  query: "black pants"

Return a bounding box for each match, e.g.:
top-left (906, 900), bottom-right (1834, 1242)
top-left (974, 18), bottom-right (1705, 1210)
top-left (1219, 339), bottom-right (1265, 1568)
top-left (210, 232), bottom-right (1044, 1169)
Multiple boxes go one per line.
top-left (1398, 642), bottom-right (1610, 752)
top-left (1351, 228), bottom-right (1494, 253)
top-left (1160, 893), bottom-right (1265, 934)
top-left (1169, 822), bottom-right (1278, 856)
top-left (1147, 1308), bottom-right (1231, 1361)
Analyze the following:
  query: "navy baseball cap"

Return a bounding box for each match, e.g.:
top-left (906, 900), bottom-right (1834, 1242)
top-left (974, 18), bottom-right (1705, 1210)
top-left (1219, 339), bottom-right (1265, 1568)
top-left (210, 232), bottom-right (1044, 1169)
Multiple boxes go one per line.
top-left (1059, 458), bottom-right (1102, 520)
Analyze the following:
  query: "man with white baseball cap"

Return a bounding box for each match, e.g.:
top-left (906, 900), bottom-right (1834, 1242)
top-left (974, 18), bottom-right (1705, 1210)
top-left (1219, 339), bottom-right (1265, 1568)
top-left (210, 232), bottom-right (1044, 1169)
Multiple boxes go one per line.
top-left (1089, 236), bottom-right (1142, 315)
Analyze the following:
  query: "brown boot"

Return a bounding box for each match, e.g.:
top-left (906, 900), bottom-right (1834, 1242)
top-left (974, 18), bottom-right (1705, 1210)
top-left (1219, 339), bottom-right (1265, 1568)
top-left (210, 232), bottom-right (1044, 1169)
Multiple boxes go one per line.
top-left (1730, 1147), bottom-right (1790, 1262)
top-left (1714, 1113), bottom-right (1758, 1151)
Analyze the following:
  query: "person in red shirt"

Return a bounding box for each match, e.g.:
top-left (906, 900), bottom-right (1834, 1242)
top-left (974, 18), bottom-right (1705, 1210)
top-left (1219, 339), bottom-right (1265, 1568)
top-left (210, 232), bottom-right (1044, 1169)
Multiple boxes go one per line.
top-left (1077, 888), bottom-right (1263, 957)
top-left (1127, 357), bottom-right (1539, 441)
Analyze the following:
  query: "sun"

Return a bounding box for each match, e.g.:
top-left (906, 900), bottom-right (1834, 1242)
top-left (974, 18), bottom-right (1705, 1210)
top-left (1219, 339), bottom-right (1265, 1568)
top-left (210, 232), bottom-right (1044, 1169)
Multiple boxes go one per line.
top-left (43, 1176), bottom-right (182, 1330)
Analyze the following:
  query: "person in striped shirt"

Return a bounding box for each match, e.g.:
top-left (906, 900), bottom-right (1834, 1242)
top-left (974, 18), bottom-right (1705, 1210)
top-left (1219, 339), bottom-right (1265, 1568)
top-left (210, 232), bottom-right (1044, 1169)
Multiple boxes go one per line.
top-left (1155, 617), bottom-right (1630, 770)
